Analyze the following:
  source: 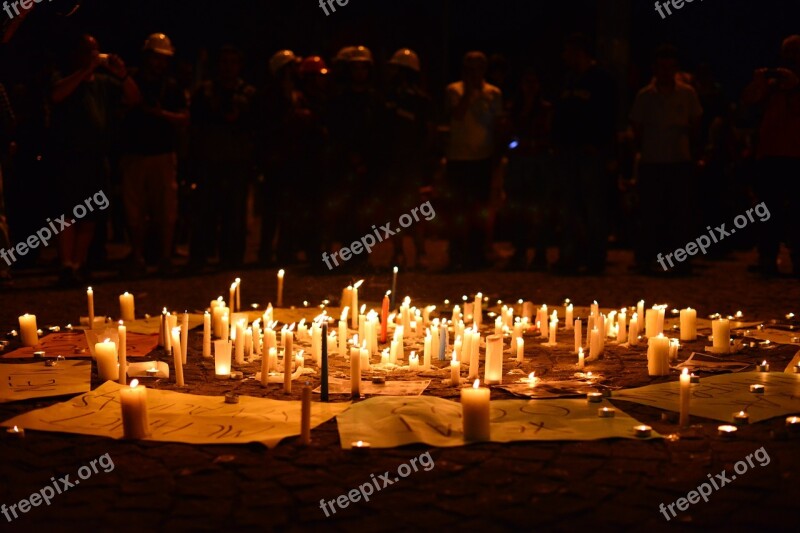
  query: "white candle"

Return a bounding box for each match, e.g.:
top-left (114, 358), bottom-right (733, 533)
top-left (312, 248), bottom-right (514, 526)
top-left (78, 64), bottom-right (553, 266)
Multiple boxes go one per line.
top-left (469, 331), bottom-right (480, 380)
top-left (574, 318), bottom-right (582, 354)
top-left (216, 340), bottom-right (232, 379)
top-left (578, 347), bottom-right (585, 369)
top-left (712, 318), bottom-right (730, 354)
top-left (548, 317), bottom-right (557, 345)
top-left (680, 308), bottom-right (697, 341)
top-left (484, 334), bottom-right (503, 385)
top-left (244, 328), bottom-right (253, 360)
top-left (119, 292), bottom-right (135, 322)
top-left (87, 287), bottom-right (95, 328)
top-left (203, 312), bottom-right (211, 358)
top-left (120, 379), bottom-right (150, 439)
top-left (516, 337), bottom-right (524, 362)
top-left (474, 293), bottom-right (482, 329)
top-left (565, 304), bottom-right (574, 329)
top-left (351, 280), bottom-right (363, 329)
top-left (461, 380), bottom-right (490, 441)
top-left (235, 277), bottom-right (241, 311)
top-left (283, 347), bottom-right (292, 395)
top-left (339, 319), bottom-right (348, 355)
top-left (95, 338), bottom-right (119, 381)
top-left (637, 300), bottom-right (645, 321)
top-left (589, 328), bottom-right (601, 360)
top-left (409, 352), bottom-right (419, 370)
top-left (220, 313), bottom-right (229, 342)
top-left (450, 358), bottom-right (461, 386)
top-left (234, 320), bottom-right (245, 365)
top-left (350, 345), bottom-right (361, 397)
top-left (647, 334), bottom-right (670, 376)
top-left (180, 312), bottom-right (189, 364)
top-left (171, 327), bottom-right (185, 386)
top-left (629, 313), bottom-right (640, 346)
top-left (118, 321), bottom-right (127, 385)
top-left (229, 283), bottom-right (237, 313)
top-left (277, 269), bottom-right (285, 308)
top-left (423, 332), bottom-right (432, 370)
top-left (645, 308), bottom-right (658, 338)
top-left (18, 314), bottom-right (38, 347)
top-left (679, 367), bottom-right (691, 426)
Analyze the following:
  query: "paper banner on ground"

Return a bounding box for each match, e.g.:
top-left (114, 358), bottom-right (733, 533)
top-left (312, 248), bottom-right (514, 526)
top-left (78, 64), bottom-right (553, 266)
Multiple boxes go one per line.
top-left (784, 351), bottom-right (800, 373)
top-left (746, 328), bottom-right (800, 346)
top-left (498, 379), bottom-right (600, 399)
top-left (313, 377), bottom-right (430, 396)
top-left (1, 381), bottom-right (350, 447)
top-left (2, 332), bottom-right (158, 359)
top-left (614, 372), bottom-right (800, 423)
top-left (675, 352), bottom-right (751, 373)
top-left (0, 360), bottom-right (91, 403)
top-left (336, 395), bottom-right (660, 448)
top-left (124, 314), bottom-right (204, 335)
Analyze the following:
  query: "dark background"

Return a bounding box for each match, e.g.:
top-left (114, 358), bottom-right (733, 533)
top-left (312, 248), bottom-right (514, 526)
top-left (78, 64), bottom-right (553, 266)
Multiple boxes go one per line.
top-left (3, 0), bottom-right (799, 111)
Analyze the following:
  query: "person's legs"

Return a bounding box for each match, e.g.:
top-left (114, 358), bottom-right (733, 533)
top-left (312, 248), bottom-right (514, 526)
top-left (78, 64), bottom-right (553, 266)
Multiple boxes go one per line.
top-left (754, 158), bottom-right (783, 274)
top-left (580, 148), bottom-right (608, 272)
top-left (146, 153), bottom-right (178, 267)
top-left (121, 155), bottom-right (149, 267)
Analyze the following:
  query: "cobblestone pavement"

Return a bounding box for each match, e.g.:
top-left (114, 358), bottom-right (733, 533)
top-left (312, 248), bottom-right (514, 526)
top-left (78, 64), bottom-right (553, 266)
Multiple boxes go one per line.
top-left (0, 250), bottom-right (798, 531)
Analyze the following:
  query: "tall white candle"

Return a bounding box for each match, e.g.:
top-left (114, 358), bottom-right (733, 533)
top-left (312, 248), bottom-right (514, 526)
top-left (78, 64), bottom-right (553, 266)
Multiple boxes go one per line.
top-left (229, 283), bottom-right (237, 313)
top-left (712, 319), bottom-right (730, 354)
top-left (87, 287), bottom-right (95, 328)
top-left (647, 334), bottom-right (670, 376)
top-left (484, 334), bottom-right (503, 384)
top-left (423, 332), bottom-right (432, 370)
top-left (578, 347), bottom-right (585, 369)
top-left (574, 318), bottom-right (582, 354)
top-left (565, 304), bottom-right (574, 330)
top-left (350, 345), bottom-right (361, 397)
top-left (260, 342), bottom-right (270, 386)
top-left (235, 320), bottom-right (245, 365)
top-left (283, 346), bottom-right (292, 394)
top-left (589, 328), bottom-right (601, 360)
top-left (351, 280), bottom-right (363, 329)
top-left (120, 379), bottom-right (150, 439)
top-left (215, 340), bottom-right (232, 378)
top-left (220, 313), bottom-right (229, 343)
top-left (181, 312), bottom-right (189, 364)
top-left (119, 292), bottom-right (135, 322)
top-left (450, 358), bottom-right (461, 385)
top-left (118, 321), bottom-right (127, 385)
top-left (171, 327), bottom-right (184, 386)
top-left (637, 300), bottom-right (645, 322)
top-left (203, 312), bottom-right (212, 358)
top-left (277, 269), bottom-right (285, 308)
top-left (516, 337), bottom-right (524, 362)
top-left (95, 338), bottom-right (118, 381)
top-left (679, 368), bottom-right (691, 426)
top-left (461, 380), bottom-right (490, 441)
top-left (680, 308), bottom-right (697, 341)
top-left (235, 277), bottom-right (241, 311)
top-left (18, 314), bottom-right (38, 347)
top-left (617, 310), bottom-right (627, 343)
top-left (469, 331), bottom-right (480, 380)
top-left (339, 318), bottom-right (347, 355)
top-left (629, 313), bottom-right (640, 346)
top-left (474, 293), bottom-right (482, 329)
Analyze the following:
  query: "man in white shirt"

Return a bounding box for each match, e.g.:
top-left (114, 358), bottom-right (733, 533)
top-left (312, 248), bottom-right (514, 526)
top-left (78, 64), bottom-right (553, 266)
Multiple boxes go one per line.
top-left (630, 44), bottom-right (703, 274)
top-left (445, 51), bottom-right (503, 270)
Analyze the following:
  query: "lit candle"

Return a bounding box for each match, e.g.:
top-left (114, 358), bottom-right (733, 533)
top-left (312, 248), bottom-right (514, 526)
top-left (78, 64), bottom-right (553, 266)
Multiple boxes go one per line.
top-left (87, 287), bottom-right (95, 328)
top-left (589, 328), bottom-right (601, 360)
top-left (574, 318), bottom-right (582, 354)
top-left (712, 318), bottom-right (730, 354)
top-left (351, 280), bottom-right (363, 329)
top-left (786, 416), bottom-right (800, 430)
top-left (749, 384), bottom-right (764, 394)
top-left (203, 312), bottom-right (211, 358)
top-left (637, 300), bottom-right (645, 322)
top-left (578, 347), bottom-right (585, 369)
top-left (220, 312), bottom-right (229, 343)
top-left (235, 277), bottom-right (241, 311)
top-left (18, 314), bottom-right (38, 347)
top-left (181, 312), bottom-right (189, 364)
top-left (484, 334), bottom-right (503, 385)
top-left (565, 303), bottom-right (574, 330)
top-left (118, 321), bottom-right (127, 385)
top-left (680, 308), bottom-right (697, 341)
top-left (283, 347), bottom-right (292, 395)
top-left (350, 343), bottom-right (361, 397)
top-left (321, 322), bottom-right (329, 402)
top-left (461, 380), bottom-right (490, 441)
top-left (629, 313), bottom-right (640, 346)
top-left (300, 386), bottom-right (311, 445)
top-left (95, 338), bottom-right (118, 381)
top-left (339, 316), bottom-right (348, 356)
top-left (587, 392), bottom-right (603, 403)
top-left (548, 314), bottom-right (557, 345)
top-left (450, 358), bottom-right (461, 386)
top-left (381, 292), bottom-right (389, 343)
top-left (390, 266), bottom-right (398, 309)
top-left (469, 331), bottom-right (480, 380)
top-left (439, 321), bottom-right (447, 361)
top-left (234, 320), bottom-right (245, 365)
top-left (516, 337), bottom-right (524, 362)
top-left (634, 425), bottom-right (652, 438)
top-left (598, 407), bottom-right (616, 418)
top-left (679, 368), bottom-right (691, 426)
top-left (277, 269), bottom-right (285, 308)
top-left (409, 351), bottom-right (419, 370)
top-left (756, 360), bottom-right (769, 372)
top-left (717, 425), bottom-right (738, 438)
top-left (120, 379), bottom-right (150, 439)
top-left (118, 292), bottom-right (135, 322)
top-left (617, 310), bottom-right (627, 343)
top-left (171, 327), bottom-right (184, 387)
top-left (216, 339), bottom-right (232, 380)
top-left (733, 410), bottom-right (749, 426)
top-left (647, 334), bottom-right (670, 376)
top-left (474, 293), bottom-right (482, 329)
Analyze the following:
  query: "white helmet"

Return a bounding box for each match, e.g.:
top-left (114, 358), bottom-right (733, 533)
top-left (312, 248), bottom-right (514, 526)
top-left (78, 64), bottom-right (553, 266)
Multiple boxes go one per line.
top-left (142, 33), bottom-right (175, 56)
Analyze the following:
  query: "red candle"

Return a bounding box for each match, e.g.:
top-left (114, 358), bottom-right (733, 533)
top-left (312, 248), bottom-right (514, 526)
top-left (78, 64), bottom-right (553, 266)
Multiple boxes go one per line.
top-left (380, 293), bottom-right (389, 343)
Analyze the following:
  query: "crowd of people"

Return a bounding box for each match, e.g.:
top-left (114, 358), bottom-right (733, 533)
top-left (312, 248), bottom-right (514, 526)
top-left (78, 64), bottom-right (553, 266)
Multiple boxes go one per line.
top-left (0, 30), bottom-right (798, 287)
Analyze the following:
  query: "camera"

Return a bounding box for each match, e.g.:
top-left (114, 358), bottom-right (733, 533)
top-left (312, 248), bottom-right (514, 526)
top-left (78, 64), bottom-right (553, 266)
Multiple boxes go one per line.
top-left (97, 53), bottom-right (110, 66)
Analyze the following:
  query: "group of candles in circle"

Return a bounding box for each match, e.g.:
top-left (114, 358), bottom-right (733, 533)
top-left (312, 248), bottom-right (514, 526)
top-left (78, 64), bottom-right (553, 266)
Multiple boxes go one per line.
top-left (12, 271), bottom-right (775, 442)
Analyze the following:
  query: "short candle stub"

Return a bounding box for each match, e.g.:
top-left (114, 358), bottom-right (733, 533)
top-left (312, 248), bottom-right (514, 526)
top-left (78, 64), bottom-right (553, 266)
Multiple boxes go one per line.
top-left (598, 407), bottom-right (616, 418)
top-left (750, 384), bottom-right (765, 394)
top-left (230, 371), bottom-right (244, 381)
top-left (786, 416), bottom-right (800, 431)
top-left (718, 425), bottom-right (738, 438)
top-left (587, 392), bottom-right (603, 403)
top-left (224, 392), bottom-right (240, 404)
top-left (689, 374), bottom-right (700, 384)
top-left (634, 425), bottom-right (652, 438)
top-left (350, 440), bottom-right (371, 453)
top-left (45, 359), bottom-right (57, 367)
top-left (33, 351), bottom-right (45, 359)
top-left (733, 411), bottom-right (749, 426)
top-left (371, 376), bottom-right (386, 385)
top-left (6, 426), bottom-right (25, 438)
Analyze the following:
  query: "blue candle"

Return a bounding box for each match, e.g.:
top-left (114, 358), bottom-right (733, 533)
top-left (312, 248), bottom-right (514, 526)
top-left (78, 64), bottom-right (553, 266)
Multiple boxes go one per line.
top-left (438, 322), bottom-right (447, 361)
top-left (321, 322), bottom-right (329, 402)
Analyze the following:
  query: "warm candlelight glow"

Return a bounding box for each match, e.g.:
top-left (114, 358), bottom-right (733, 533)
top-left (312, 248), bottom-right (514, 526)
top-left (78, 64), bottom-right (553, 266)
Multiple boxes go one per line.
top-left (473, 379), bottom-right (480, 389)
top-left (130, 379), bottom-right (139, 388)
top-left (353, 279), bottom-right (364, 289)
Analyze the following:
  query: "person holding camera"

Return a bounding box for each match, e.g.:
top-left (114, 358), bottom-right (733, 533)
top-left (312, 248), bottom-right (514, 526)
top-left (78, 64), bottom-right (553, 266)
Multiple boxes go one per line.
top-left (742, 35), bottom-right (800, 277)
top-left (50, 34), bottom-right (139, 286)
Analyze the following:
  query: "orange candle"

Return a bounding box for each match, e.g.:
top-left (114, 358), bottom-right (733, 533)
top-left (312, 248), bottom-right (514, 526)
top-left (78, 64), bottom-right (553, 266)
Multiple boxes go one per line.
top-left (380, 292), bottom-right (389, 343)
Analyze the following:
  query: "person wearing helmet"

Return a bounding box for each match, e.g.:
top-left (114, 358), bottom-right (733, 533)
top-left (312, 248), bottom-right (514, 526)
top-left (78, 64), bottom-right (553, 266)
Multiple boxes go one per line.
top-left (257, 49), bottom-right (317, 266)
top-left (327, 45), bottom-right (384, 267)
top-left (382, 48), bottom-right (435, 269)
top-left (445, 50), bottom-right (504, 271)
top-left (189, 45), bottom-right (256, 270)
top-left (48, 34), bottom-right (140, 286)
top-left (299, 55), bottom-right (330, 118)
top-left (120, 33), bottom-right (188, 277)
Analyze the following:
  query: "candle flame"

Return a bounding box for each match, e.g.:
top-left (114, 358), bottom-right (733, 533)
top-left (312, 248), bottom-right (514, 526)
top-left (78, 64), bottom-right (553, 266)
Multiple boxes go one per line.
top-left (119, 320), bottom-right (124, 326)
top-left (130, 379), bottom-right (139, 388)
top-left (278, 269), bottom-right (285, 277)
top-left (682, 368), bottom-right (689, 376)
top-left (353, 279), bottom-right (364, 289)
top-left (472, 379), bottom-right (480, 389)
top-left (386, 290), bottom-right (391, 296)
top-left (12, 425), bottom-right (18, 431)
top-left (761, 360), bottom-right (767, 366)
top-left (528, 372), bottom-right (535, 380)
top-left (360, 304), bottom-right (366, 314)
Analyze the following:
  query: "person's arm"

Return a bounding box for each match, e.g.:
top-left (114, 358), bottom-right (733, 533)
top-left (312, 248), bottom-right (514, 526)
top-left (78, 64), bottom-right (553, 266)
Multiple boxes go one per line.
top-left (104, 54), bottom-right (140, 106)
top-left (448, 83), bottom-right (476, 121)
top-left (51, 62), bottom-right (96, 104)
